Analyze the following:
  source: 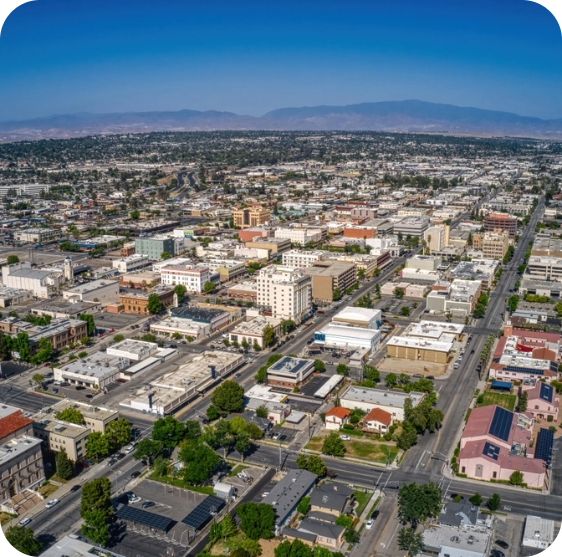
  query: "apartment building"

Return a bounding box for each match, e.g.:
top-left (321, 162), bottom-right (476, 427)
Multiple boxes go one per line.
top-left (483, 212), bottom-right (517, 237)
top-left (233, 206), bottom-right (271, 228)
top-left (0, 405), bottom-right (45, 504)
top-left (160, 262), bottom-right (212, 292)
top-left (304, 261), bottom-right (357, 302)
top-left (257, 265), bottom-right (312, 323)
top-left (33, 416), bottom-right (90, 462)
top-left (482, 231), bottom-right (510, 260)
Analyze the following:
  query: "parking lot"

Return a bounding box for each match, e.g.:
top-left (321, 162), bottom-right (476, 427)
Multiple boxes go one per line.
top-left (492, 514), bottom-right (525, 557)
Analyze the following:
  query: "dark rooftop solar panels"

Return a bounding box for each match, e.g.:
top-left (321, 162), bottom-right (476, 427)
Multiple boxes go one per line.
top-left (489, 406), bottom-right (513, 442)
top-left (269, 356), bottom-right (311, 375)
top-left (483, 442), bottom-right (500, 461)
top-left (181, 496), bottom-right (225, 530)
top-left (535, 428), bottom-right (554, 466)
top-left (116, 506), bottom-right (174, 531)
top-left (539, 383), bottom-right (554, 403)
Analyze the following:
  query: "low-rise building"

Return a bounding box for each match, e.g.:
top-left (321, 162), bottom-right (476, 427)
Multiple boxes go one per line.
top-left (449, 259), bottom-right (498, 289)
top-left (393, 216), bottom-right (430, 237)
top-left (521, 515), bottom-right (555, 551)
top-left (62, 278), bottom-right (119, 304)
top-left (331, 307), bottom-right (382, 329)
top-left (112, 254), bottom-right (152, 273)
top-left (245, 237), bottom-right (292, 255)
top-left (363, 407), bottom-right (393, 433)
top-left (119, 271), bottom-right (161, 289)
top-left (340, 386), bottom-right (425, 422)
top-left (422, 525), bottom-right (490, 557)
top-left (313, 323), bottom-right (381, 355)
top-left (426, 279), bottom-right (482, 317)
top-left (229, 315), bottom-right (282, 349)
top-left (282, 250), bottom-right (326, 268)
top-left (324, 407), bottom-right (352, 430)
top-left (0, 286), bottom-right (33, 307)
top-left (2, 262), bottom-right (64, 299)
top-left (170, 306), bottom-right (230, 332)
top-left (117, 285), bottom-right (175, 315)
top-left (14, 228), bottom-right (61, 244)
top-left (53, 352), bottom-right (131, 389)
top-left (226, 281), bottom-right (258, 302)
top-left (527, 255), bottom-right (562, 281)
top-left (32, 416), bottom-right (90, 461)
top-left (135, 236), bottom-right (177, 259)
top-left (46, 400), bottom-right (119, 433)
top-left (107, 339), bottom-right (158, 361)
top-left (267, 356), bottom-right (315, 388)
top-left (304, 261), bottom-right (357, 302)
top-left (233, 206), bottom-right (271, 229)
top-left (160, 262), bottom-right (212, 293)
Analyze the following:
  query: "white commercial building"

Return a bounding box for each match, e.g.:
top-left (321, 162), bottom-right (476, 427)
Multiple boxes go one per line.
top-left (160, 263), bottom-right (212, 293)
top-left (527, 255), bottom-right (562, 281)
top-left (340, 386), bottom-right (425, 422)
top-left (152, 257), bottom-right (192, 273)
top-left (14, 228), bottom-right (61, 244)
top-left (112, 254), bottom-right (151, 273)
top-left (282, 250), bottom-right (326, 268)
top-left (422, 525), bottom-right (490, 557)
top-left (107, 339), bottom-right (158, 361)
top-left (393, 216), bottom-right (430, 237)
top-left (331, 307), bottom-right (382, 329)
top-left (426, 279), bottom-right (482, 316)
top-left (150, 316), bottom-right (210, 340)
top-left (406, 255), bottom-right (443, 271)
top-left (313, 323), bottom-right (381, 354)
top-left (274, 228), bottom-right (322, 245)
top-left (257, 265), bottom-right (312, 323)
top-left (62, 279), bottom-right (119, 305)
top-left (54, 352), bottom-right (131, 389)
top-left (521, 515), bottom-right (555, 550)
top-left (2, 262), bottom-right (63, 299)
top-left (423, 226), bottom-right (446, 253)
top-left (229, 315), bottom-right (282, 349)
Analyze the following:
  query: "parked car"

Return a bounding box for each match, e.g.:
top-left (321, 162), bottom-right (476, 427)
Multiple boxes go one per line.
top-left (340, 435), bottom-right (351, 441)
top-left (426, 375), bottom-right (435, 380)
top-left (490, 550), bottom-right (504, 557)
top-left (45, 499), bottom-right (59, 509)
top-left (70, 485), bottom-right (81, 492)
top-left (261, 491), bottom-right (270, 498)
top-left (18, 517), bottom-right (31, 526)
top-left (124, 445), bottom-right (134, 454)
top-left (142, 501), bottom-right (155, 508)
top-left (495, 540), bottom-right (509, 549)
top-left (413, 373), bottom-right (423, 378)
top-left (366, 519), bottom-right (374, 529)
top-left (279, 434), bottom-right (287, 441)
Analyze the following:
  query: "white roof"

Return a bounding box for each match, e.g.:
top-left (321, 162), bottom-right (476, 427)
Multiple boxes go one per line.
top-left (319, 323), bottom-right (381, 341)
top-left (313, 375), bottom-right (344, 398)
top-left (522, 515), bottom-right (555, 548)
top-left (387, 335), bottom-right (453, 353)
top-left (333, 306), bottom-right (381, 323)
top-left (342, 386), bottom-right (425, 408)
top-left (245, 384), bottom-right (288, 404)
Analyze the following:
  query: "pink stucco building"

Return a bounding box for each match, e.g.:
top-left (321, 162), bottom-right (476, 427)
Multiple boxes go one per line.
top-left (521, 382), bottom-right (559, 422)
top-left (459, 405), bottom-right (546, 488)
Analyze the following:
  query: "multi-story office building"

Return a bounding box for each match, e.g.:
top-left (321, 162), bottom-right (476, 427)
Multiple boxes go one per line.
top-left (482, 231), bottom-right (510, 260)
top-left (112, 254), bottom-right (151, 273)
top-left (393, 216), bottom-right (430, 237)
top-left (282, 250), bottom-right (326, 268)
top-left (245, 237), bottom-right (292, 255)
top-left (304, 261), bottom-right (357, 302)
top-left (135, 236), bottom-right (177, 260)
top-left (423, 226), bottom-right (446, 253)
top-left (14, 228), bottom-right (61, 244)
top-left (483, 212), bottom-right (517, 237)
top-left (274, 228), bottom-right (322, 245)
top-left (233, 206), bottom-right (271, 229)
top-left (527, 256), bottom-right (562, 281)
top-left (160, 263), bottom-right (211, 292)
top-left (257, 265), bottom-right (312, 323)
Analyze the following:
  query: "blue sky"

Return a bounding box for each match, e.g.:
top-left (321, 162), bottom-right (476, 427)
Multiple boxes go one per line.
top-left (0, 0), bottom-right (561, 121)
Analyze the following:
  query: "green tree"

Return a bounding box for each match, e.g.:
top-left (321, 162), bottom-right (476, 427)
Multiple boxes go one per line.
top-left (363, 365), bottom-right (380, 382)
top-left (146, 293), bottom-right (162, 314)
top-left (333, 287), bottom-right (342, 301)
top-left (79, 314), bottom-right (96, 336)
top-left (397, 527), bottom-right (424, 557)
top-left (179, 440), bottom-right (220, 483)
top-left (133, 438), bottom-right (163, 465)
top-left (397, 482), bottom-right (442, 525)
top-left (160, 252), bottom-right (171, 260)
top-left (486, 493), bottom-right (501, 512)
top-left (306, 455), bottom-right (327, 476)
top-left (518, 391), bottom-right (528, 412)
top-left (85, 432), bottom-right (110, 461)
top-left (204, 281), bottom-right (216, 294)
top-left (185, 419), bottom-right (202, 440)
top-left (397, 422), bottom-right (419, 450)
top-left (469, 493), bottom-right (483, 507)
top-left (314, 359), bottom-right (326, 372)
top-left (206, 405), bottom-right (220, 421)
top-left (56, 448), bottom-right (73, 480)
top-left (394, 288), bottom-right (404, 299)
top-left (152, 415), bottom-right (185, 448)
top-left (80, 478), bottom-right (113, 521)
top-left (336, 363), bottom-right (349, 376)
top-left (400, 306), bottom-right (411, 317)
top-left (235, 433), bottom-right (252, 462)
top-left (508, 295), bottom-right (519, 313)
top-left (256, 404), bottom-right (268, 419)
top-left (385, 373), bottom-right (398, 388)
top-left (297, 496), bottom-right (311, 514)
top-left (509, 470), bottom-right (525, 486)
top-left (335, 514), bottom-right (353, 528)
top-left (130, 210), bottom-right (140, 220)
top-left (113, 334), bottom-right (125, 343)
top-left (56, 407), bottom-right (85, 425)
top-left (344, 528), bottom-right (360, 544)
top-left (296, 453), bottom-right (309, 470)
top-left (32, 373), bottom-right (45, 386)
top-left (236, 502), bottom-right (276, 540)
top-left (7, 254), bottom-right (20, 265)
top-left (104, 418), bottom-right (131, 449)
top-left (0, 331), bottom-right (10, 360)
top-left (212, 380), bottom-right (245, 413)
top-left (5, 526), bottom-right (42, 556)
top-left (262, 325), bottom-right (276, 348)
top-left (280, 319), bottom-right (296, 335)
top-left (81, 509), bottom-right (109, 546)
top-left (255, 365), bottom-right (268, 383)
top-left (322, 431), bottom-right (345, 456)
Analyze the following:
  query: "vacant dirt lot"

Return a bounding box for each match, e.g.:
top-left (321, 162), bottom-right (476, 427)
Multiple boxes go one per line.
top-left (378, 357), bottom-right (448, 377)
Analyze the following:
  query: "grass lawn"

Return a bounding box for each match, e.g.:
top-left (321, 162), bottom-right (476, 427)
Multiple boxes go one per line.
top-left (353, 490), bottom-right (371, 516)
top-left (343, 429), bottom-right (364, 437)
top-left (305, 436), bottom-right (323, 452)
top-left (149, 472), bottom-right (214, 495)
top-left (38, 483), bottom-right (59, 498)
top-left (477, 391), bottom-right (516, 411)
top-left (228, 464), bottom-right (250, 477)
top-left (347, 440), bottom-right (398, 464)
top-left (0, 512), bottom-right (17, 526)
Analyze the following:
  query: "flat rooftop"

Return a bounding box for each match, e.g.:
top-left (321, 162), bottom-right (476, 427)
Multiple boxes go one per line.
top-left (332, 306), bottom-right (381, 323)
top-left (406, 320), bottom-right (464, 339)
top-left (387, 335), bottom-right (453, 352)
top-left (317, 323), bottom-right (380, 341)
top-left (107, 339), bottom-right (158, 358)
top-left (342, 386), bottom-right (425, 409)
top-left (268, 356), bottom-right (314, 376)
top-left (0, 436), bottom-right (43, 466)
top-left (64, 278), bottom-right (118, 294)
top-left (423, 524), bottom-right (489, 554)
top-left (232, 315), bottom-right (281, 336)
top-left (57, 352), bottom-right (130, 378)
top-left (33, 416), bottom-right (89, 438)
top-left (245, 384), bottom-right (288, 404)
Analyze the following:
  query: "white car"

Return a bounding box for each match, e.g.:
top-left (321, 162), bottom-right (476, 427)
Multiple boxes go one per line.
top-left (124, 445), bottom-right (134, 454)
top-left (45, 499), bottom-right (59, 509)
top-left (340, 435), bottom-right (351, 441)
top-left (261, 491), bottom-right (270, 498)
top-left (18, 517), bottom-right (31, 527)
top-left (366, 519), bottom-right (374, 529)
top-left (129, 496), bottom-right (142, 504)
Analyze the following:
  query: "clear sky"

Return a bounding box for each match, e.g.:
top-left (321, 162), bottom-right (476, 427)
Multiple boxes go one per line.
top-left (0, 0), bottom-right (561, 121)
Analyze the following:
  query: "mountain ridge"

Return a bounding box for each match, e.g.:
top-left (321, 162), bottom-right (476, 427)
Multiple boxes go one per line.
top-left (1, 100), bottom-right (562, 142)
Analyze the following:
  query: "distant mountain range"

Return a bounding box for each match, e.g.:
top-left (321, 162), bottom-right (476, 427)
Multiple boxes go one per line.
top-left (1, 100), bottom-right (562, 142)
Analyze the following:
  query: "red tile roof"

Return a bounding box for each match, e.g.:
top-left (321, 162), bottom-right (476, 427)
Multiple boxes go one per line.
top-left (0, 410), bottom-right (33, 441)
top-left (326, 407), bottom-right (351, 420)
top-left (364, 408), bottom-right (392, 426)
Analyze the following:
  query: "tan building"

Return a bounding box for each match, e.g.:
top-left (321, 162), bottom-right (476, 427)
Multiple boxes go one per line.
top-left (484, 212), bottom-right (517, 237)
top-left (233, 206), bottom-right (271, 229)
top-left (304, 261), bottom-right (357, 302)
top-left (423, 226), bottom-right (446, 253)
top-left (117, 285), bottom-right (175, 315)
top-left (245, 237), bottom-right (291, 255)
top-left (47, 400), bottom-right (119, 433)
top-left (482, 231), bottom-right (510, 260)
top-left (33, 416), bottom-right (89, 462)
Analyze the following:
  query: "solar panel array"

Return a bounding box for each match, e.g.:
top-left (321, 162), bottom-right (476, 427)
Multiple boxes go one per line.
top-left (489, 406), bottom-right (513, 442)
top-left (116, 506), bottom-right (174, 531)
top-left (483, 441), bottom-right (500, 461)
top-left (181, 496), bottom-right (225, 529)
top-left (539, 383), bottom-right (554, 403)
top-left (270, 356), bottom-right (310, 375)
top-left (505, 365), bottom-right (543, 376)
top-left (535, 428), bottom-right (554, 466)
